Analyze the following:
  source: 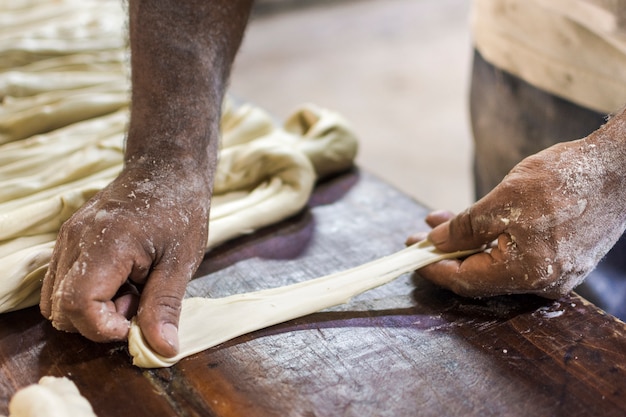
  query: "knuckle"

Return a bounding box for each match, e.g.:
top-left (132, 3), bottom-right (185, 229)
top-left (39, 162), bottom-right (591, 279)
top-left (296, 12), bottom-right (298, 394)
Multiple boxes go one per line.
top-left (57, 215), bottom-right (85, 239)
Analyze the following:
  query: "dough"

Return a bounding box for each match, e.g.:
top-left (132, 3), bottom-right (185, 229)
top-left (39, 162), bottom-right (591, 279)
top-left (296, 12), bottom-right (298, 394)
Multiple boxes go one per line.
top-left (3, 377), bottom-right (96, 417)
top-left (0, 100), bottom-right (357, 313)
top-left (0, 0), bottom-right (358, 313)
top-left (129, 241), bottom-right (480, 368)
top-left (0, 236), bottom-right (55, 312)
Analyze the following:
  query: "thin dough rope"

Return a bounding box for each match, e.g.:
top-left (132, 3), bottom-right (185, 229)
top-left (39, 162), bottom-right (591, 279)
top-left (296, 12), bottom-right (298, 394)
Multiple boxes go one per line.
top-left (129, 241), bottom-right (480, 368)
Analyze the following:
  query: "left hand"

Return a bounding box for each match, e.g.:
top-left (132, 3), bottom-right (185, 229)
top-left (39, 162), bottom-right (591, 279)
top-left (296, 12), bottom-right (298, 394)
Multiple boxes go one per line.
top-left (407, 137), bottom-right (626, 298)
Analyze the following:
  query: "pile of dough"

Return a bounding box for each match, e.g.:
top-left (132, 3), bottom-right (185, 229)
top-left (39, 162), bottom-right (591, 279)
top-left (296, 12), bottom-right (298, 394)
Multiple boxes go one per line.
top-left (129, 241), bottom-right (480, 368)
top-left (0, 0), bottom-right (358, 313)
top-left (1, 377), bottom-right (96, 417)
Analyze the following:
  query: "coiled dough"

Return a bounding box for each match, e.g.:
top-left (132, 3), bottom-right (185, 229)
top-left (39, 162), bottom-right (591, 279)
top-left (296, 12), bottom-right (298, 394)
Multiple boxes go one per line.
top-left (0, 0), bottom-right (358, 313)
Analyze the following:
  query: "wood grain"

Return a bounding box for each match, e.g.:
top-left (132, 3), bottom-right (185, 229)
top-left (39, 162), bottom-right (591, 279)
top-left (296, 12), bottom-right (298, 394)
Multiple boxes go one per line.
top-left (1, 169), bottom-right (625, 417)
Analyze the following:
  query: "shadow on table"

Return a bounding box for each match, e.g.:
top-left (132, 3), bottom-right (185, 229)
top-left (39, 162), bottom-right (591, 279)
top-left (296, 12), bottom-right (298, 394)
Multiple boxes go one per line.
top-left (195, 169), bottom-right (360, 277)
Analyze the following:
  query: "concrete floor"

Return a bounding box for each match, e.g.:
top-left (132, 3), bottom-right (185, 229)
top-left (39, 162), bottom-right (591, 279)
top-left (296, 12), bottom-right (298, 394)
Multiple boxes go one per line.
top-left (229, 0), bottom-right (474, 213)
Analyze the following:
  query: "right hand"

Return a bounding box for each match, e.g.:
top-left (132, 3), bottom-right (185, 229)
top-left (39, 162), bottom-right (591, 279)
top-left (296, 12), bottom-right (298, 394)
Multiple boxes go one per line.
top-left (40, 160), bottom-right (211, 358)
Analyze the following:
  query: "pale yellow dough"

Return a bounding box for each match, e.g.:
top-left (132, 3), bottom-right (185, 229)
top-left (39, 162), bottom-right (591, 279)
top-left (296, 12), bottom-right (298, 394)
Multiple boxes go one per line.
top-left (3, 377), bottom-right (96, 417)
top-left (0, 0), bottom-right (358, 313)
top-left (129, 241), bottom-right (480, 368)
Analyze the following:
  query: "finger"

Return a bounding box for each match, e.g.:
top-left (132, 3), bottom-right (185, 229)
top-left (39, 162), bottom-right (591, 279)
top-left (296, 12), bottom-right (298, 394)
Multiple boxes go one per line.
top-left (136, 257), bottom-right (198, 358)
top-left (50, 253), bottom-right (134, 342)
top-left (405, 231), bottom-right (428, 246)
top-left (114, 282), bottom-right (141, 319)
top-left (418, 234), bottom-right (522, 297)
top-left (406, 211), bottom-right (456, 246)
top-left (428, 205), bottom-right (507, 253)
top-left (40, 255), bottom-right (59, 321)
top-left (424, 210), bottom-right (455, 229)
top-left (40, 238), bottom-right (75, 320)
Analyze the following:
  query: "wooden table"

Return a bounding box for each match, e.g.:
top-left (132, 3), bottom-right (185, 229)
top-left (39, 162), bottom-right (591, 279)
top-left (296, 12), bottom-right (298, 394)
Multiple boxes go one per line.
top-left (1, 169), bottom-right (625, 417)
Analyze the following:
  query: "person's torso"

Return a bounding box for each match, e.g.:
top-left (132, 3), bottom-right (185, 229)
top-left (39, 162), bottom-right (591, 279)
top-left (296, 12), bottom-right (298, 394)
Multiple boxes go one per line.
top-left (471, 0), bottom-right (626, 113)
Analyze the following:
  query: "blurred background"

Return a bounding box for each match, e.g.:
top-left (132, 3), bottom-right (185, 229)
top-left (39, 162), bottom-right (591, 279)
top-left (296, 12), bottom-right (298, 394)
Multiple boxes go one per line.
top-left (229, 0), bottom-right (474, 214)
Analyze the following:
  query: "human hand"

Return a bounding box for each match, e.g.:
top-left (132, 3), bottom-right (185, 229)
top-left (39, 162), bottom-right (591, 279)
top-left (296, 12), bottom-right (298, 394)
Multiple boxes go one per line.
top-left (40, 160), bottom-right (210, 358)
top-left (407, 137), bottom-right (626, 298)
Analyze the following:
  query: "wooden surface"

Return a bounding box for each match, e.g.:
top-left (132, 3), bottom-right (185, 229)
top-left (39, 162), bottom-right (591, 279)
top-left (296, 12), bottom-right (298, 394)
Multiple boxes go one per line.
top-left (1, 169), bottom-right (625, 417)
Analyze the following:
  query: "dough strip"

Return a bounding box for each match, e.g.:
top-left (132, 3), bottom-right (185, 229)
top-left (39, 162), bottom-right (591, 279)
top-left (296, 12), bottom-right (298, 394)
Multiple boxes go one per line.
top-left (129, 240), bottom-right (480, 368)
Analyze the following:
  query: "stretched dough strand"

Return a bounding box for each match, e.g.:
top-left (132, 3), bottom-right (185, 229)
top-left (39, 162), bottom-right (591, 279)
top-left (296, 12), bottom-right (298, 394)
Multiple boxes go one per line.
top-left (128, 241), bottom-right (480, 368)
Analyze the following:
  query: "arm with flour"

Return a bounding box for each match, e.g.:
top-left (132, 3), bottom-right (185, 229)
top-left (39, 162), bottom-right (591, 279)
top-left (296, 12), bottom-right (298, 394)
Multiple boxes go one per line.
top-left (39, 0), bottom-right (253, 358)
top-left (410, 107), bottom-right (626, 298)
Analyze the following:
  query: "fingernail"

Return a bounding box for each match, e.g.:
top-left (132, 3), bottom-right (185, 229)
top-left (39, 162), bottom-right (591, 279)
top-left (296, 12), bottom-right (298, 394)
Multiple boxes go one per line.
top-left (161, 323), bottom-right (179, 354)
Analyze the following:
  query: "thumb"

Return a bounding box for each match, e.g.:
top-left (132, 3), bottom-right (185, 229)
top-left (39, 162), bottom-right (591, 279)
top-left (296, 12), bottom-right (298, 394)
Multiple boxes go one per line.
top-left (428, 205), bottom-right (506, 252)
top-left (136, 261), bottom-right (195, 358)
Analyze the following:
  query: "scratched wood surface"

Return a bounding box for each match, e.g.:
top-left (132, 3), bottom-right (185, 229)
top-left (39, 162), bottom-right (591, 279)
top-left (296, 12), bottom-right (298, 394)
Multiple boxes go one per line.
top-left (1, 169), bottom-right (625, 417)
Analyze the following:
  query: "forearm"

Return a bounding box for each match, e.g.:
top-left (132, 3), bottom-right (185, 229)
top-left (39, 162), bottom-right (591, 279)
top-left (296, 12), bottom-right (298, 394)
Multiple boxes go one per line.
top-left (126, 0), bottom-right (252, 170)
top-left (41, 0), bottom-right (253, 355)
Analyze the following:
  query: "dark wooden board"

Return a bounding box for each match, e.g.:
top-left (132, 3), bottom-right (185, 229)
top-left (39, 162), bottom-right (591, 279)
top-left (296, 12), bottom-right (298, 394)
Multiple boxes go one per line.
top-left (1, 169), bottom-right (625, 417)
